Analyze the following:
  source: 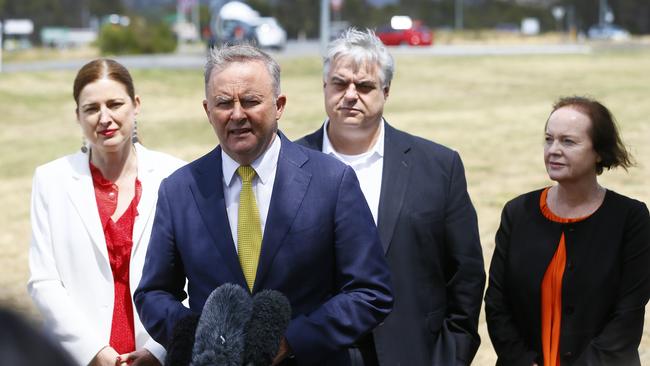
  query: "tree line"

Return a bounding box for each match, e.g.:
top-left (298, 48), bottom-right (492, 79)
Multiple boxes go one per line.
top-left (1, 0), bottom-right (649, 44)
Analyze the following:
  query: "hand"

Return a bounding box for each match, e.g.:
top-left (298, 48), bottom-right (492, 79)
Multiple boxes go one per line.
top-left (89, 346), bottom-right (120, 366)
top-left (270, 337), bottom-right (291, 366)
top-left (117, 349), bottom-right (161, 366)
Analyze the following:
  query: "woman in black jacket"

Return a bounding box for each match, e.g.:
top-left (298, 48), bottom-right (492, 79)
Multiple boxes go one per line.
top-left (485, 96), bottom-right (649, 366)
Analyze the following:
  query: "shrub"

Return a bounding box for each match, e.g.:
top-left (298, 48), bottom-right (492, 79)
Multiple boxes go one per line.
top-left (98, 17), bottom-right (177, 55)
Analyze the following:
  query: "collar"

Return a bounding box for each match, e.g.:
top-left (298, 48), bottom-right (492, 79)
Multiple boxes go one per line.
top-left (322, 118), bottom-right (385, 160)
top-left (222, 133), bottom-right (282, 186)
top-left (75, 143), bottom-right (149, 180)
top-left (133, 143), bottom-right (155, 174)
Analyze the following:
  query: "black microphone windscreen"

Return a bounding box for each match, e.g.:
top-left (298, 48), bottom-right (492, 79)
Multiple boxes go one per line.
top-left (191, 283), bottom-right (253, 366)
top-left (243, 289), bottom-right (292, 366)
top-left (165, 313), bottom-right (200, 366)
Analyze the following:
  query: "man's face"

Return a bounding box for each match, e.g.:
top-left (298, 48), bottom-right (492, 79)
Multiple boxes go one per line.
top-left (324, 56), bottom-right (388, 131)
top-left (203, 61), bottom-right (286, 165)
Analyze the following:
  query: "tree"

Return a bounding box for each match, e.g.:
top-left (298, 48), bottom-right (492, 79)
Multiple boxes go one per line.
top-left (613, 0), bottom-right (650, 33)
top-left (1, 0), bottom-right (125, 43)
top-left (275, 0), bottom-right (320, 38)
top-left (558, 0), bottom-right (650, 33)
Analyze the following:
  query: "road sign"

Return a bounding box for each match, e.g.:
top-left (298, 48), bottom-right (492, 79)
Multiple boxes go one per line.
top-left (1, 21), bottom-right (3, 73)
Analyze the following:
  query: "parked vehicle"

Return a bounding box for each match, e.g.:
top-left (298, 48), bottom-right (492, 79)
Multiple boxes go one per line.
top-left (208, 1), bottom-right (287, 50)
top-left (218, 19), bottom-right (257, 46)
top-left (330, 20), bottom-right (351, 40)
top-left (254, 17), bottom-right (287, 50)
top-left (376, 16), bottom-right (433, 46)
top-left (587, 24), bottom-right (630, 41)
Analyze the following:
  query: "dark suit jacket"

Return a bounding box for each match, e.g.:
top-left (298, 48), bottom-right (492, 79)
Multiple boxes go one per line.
top-left (485, 189), bottom-right (650, 366)
top-left (296, 122), bottom-right (486, 365)
top-left (134, 132), bottom-right (393, 365)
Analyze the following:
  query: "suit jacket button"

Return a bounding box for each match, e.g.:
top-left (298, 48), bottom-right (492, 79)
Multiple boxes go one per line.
top-left (563, 351), bottom-right (573, 359)
top-left (565, 305), bottom-right (574, 315)
top-left (566, 260), bottom-right (574, 270)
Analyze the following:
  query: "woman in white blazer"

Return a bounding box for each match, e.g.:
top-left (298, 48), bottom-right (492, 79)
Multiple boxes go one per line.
top-left (28, 59), bottom-right (184, 366)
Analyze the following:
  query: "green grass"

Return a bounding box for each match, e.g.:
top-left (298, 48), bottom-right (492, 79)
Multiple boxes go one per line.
top-left (1, 49), bottom-right (649, 363)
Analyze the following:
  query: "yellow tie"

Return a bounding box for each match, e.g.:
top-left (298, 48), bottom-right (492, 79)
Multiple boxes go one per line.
top-left (236, 165), bottom-right (262, 291)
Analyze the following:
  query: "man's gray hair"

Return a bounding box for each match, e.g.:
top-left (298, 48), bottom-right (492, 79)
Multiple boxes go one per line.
top-left (323, 28), bottom-right (395, 88)
top-left (205, 44), bottom-right (282, 97)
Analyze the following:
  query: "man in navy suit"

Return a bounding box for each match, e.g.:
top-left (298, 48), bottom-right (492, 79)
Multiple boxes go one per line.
top-left (296, 29), bottom-right (485, 366)
top-left (134, 44), bottom-right (393, 365)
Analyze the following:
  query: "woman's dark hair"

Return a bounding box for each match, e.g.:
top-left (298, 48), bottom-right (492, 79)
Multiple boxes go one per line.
top-left (550, 96), bottom-right (633, 175)
top-left (73, 58), bottom-right (136, 106)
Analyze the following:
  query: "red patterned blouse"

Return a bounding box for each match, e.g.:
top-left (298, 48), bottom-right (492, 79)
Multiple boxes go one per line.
top-left (90, 163), bottom-right (142, 355)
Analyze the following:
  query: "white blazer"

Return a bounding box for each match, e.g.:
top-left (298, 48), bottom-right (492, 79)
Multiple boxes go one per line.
top-left (28, 144), bottom-right (185, 365)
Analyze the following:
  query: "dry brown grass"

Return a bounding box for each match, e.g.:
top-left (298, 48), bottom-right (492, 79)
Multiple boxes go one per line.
top-left (2, 45), bottom-right (100, 63)
top-left (1, 49), bottom-right (648, 364)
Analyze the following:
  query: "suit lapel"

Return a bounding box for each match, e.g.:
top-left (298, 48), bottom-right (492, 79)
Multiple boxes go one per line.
top-left (296, 126), bottom-right (324, 151)
top-left (191, 147), bottom-right (248, 287)
top-left (65, 152), bottom-right (109, 262)
top-left (132, 144), bottom-right (156, 255)
top-left (300, 122), bottom-right (410, 253)
top-left (377, 123), bottom-right (411, 253)
top-left (254, 134), bottom-right (311, 291)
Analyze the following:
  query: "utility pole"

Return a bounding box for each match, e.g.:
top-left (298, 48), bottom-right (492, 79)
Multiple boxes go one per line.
top-left (455, 0), bottom-right (464, 30)
top-left (0, 21), bottom-right (3, 73)
top-left (599, 0), bottom-right (608, 25)
top-left (177, 0), bottom-right (183, 48)
top-left (320, 0), bottom-right (330, 56)
top-left (80, 0), bottom-right (89, 27)
top-left (192, 0), bottom-right (200, 42)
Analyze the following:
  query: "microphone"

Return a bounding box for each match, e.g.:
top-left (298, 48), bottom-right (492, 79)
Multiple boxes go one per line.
top-left (165, 313), bottom-right (200, 366)
top-left (243, 290), bottom-right (292, 366)
top-left (191, 283), bottom-right (253, 366)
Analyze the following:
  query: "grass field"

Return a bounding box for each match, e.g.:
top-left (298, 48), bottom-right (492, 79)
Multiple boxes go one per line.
top-left (1, 48), bottom-right (648, 364)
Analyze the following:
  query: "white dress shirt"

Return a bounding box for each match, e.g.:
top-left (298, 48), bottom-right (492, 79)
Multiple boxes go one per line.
top-left (322, 119), bottom-right (384, 224)
top-left (222, 134), bottom-right (281, 252)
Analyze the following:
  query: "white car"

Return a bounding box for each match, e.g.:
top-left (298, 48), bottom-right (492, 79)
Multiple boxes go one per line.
top-left (588, 24), bottom-right (630, 41)
top-left (254, 17), bottom-right (287, 50)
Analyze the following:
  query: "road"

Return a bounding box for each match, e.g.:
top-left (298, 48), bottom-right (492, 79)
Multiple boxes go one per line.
top-left (1, 40), bottom-right (594, 73)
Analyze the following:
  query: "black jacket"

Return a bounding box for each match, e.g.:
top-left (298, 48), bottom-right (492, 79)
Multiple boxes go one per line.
top-left (485, 188), bottom-right (650, 366)
top-left (297, 122), bottom-right (485, 366)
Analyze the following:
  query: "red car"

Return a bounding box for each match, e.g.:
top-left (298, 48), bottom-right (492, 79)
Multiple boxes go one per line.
top-left (376, 21), bottom-right (433, 46)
